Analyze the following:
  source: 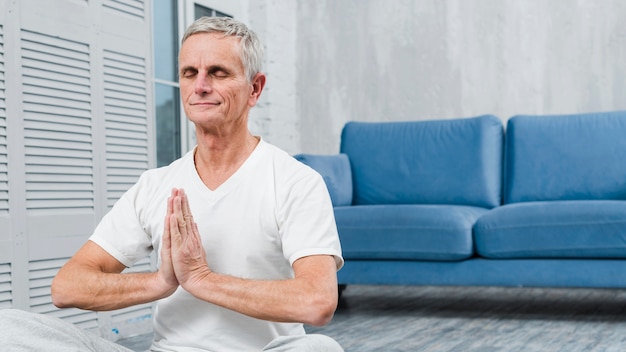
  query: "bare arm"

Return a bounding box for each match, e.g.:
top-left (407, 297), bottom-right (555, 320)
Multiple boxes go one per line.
top-left (50, 242), bottom-right (169, 311)
top-left (168, 189), bottom-right (339, 327)
top-left (182, 255), bottom-right (338, 327)
top-left (51, 191), bottom-right (181, 311)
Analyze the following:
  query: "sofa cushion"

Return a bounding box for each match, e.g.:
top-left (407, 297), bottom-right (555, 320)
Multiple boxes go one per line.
top-left (335, 204), bottom-right (489, 261)
top-left (504, 111), bottom-right (626, 203)
top-left (340, 115), bottom-right (503, 208)
top-left (474, 200), bottom-right (626, 259)
top-left (293, 153), bottom-right (353, 206)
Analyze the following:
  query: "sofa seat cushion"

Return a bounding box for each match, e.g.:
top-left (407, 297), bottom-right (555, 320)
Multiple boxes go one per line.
top-left (335, 204), bottom-right (489, 261)
top-left (474, 200), bottom-right (626, 259)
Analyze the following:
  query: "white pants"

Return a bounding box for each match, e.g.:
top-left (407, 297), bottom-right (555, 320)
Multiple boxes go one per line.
top-left (0, 309), bottom-right (344, 352)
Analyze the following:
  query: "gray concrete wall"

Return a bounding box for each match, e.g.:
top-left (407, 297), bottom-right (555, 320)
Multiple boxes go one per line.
top-left (295, 0), bottom-right (626, 154)
top-left (247, 1), bottom-right (301, 154)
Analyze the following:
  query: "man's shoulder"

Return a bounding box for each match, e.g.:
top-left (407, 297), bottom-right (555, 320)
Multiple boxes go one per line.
top-left (260, 141), bottom-right (317, 178)
top-left (255, 141), bottom-right (325, 197)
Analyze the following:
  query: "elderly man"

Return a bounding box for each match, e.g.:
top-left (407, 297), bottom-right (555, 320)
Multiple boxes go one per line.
top-left (0, 16), bottom-right (343, 352)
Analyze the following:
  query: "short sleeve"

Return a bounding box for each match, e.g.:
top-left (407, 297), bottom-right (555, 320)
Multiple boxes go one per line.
top-left (277, 169), bottom-right (344, 270)
top-left (89, 181), bottom-right (154, 268)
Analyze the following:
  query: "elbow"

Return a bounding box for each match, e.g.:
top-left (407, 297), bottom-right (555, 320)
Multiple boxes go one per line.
top-left (50, 277), bottom-right (69, 308)
top-left (51, 295), bottom-right (72, 310)
top-left (51, 274), bottom-right (78, 309)
top-left (302, 293), bottom-right (338, 327)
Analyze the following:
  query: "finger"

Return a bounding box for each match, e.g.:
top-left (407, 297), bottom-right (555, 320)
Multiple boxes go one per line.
top-left (162, 191), bottom-right (175, 247)
top-left (167, 189), bottom-right (176, 217)
top-left (161, 194), bottom-right (174, 273)
top-left (164, 188), bottom-right (178, 240)
top-left (169, 213), bottom-right (183, 245)
top-left (190, 222), bottom-right (204, 250)
top-left (177, 190), bottom-right (195, 234)
top-left (161, 215), bottom-right (172, 262)
top-left (180, 189), bottom-right (194, 223)
top-left (171, 196), bottom-right (189, 242)
top-left (172, 193), bottom-right (183, 220)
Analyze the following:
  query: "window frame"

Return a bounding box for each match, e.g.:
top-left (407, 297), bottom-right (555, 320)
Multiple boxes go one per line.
top-left (153, 0), bottom-right (241, 167)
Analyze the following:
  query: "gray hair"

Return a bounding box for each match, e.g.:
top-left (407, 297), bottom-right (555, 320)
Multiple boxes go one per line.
top-left (182, 16), bottom-right (264, 82)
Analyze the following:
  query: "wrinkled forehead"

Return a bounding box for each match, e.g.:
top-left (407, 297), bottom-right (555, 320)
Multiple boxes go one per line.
top-left (179, 32), bottom-right (243, 66)
top-left (181, 32), bottom-right (242, 54)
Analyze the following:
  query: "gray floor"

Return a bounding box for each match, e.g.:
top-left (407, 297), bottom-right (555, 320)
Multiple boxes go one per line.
top-left (119, 285), bottom-right (626, 351)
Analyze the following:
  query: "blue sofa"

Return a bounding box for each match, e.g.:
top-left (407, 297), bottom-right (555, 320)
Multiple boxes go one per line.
top-left (295, 111), bottom-right (626, 290)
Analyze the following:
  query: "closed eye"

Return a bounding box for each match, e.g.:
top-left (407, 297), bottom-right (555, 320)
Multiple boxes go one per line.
top-left (180, 67), bottom-right (197, 79)
top-left (209, 67), bottom-right (229, 78)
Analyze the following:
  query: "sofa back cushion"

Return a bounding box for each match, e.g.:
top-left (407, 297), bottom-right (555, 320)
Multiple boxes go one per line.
top-left (340, 115), bottom-right (503, 208)
top-left (293, 153), bottom-right (353, 206)
top-left (504, 111), bottom-right (626, 203)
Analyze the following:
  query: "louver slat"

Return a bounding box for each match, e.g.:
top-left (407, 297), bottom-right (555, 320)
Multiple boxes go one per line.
top-left (103, 0), bottom-right (144, 20)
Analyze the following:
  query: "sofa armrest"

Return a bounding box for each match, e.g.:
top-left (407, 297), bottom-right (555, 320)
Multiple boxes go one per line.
top-left (293, 153), bottom-right (353, 206)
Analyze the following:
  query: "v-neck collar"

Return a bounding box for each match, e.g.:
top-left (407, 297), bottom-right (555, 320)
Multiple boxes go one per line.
top-left (188, 139), bottom-right (266, 203)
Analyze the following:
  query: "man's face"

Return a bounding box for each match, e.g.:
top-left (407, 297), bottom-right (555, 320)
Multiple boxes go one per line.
top-left (178, 32), bottom-right (253, 130)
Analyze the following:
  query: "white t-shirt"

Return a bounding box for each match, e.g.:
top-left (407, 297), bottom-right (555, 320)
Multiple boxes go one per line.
top-left (90, 140), bottom-right (344, 352)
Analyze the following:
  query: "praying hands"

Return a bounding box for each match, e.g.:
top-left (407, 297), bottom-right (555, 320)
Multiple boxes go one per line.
top-left (159, 188), bottom-right (212, 294)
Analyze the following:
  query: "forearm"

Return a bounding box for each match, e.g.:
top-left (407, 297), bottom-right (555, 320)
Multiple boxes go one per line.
top-left (52, 268), bottom-right (172, 311)
top-left (182, 256), bottom-right (339, 326)
top-left (51, 240), bottom-right (176, 311)
top-left (190, 273), bottom-right (336, 326)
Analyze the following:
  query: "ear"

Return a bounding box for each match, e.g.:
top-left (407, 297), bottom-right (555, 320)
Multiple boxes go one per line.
top-left (248, 72), bottom-right (266, 107)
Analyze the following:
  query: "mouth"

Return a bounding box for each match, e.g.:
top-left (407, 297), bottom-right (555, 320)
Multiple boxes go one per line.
top-left (190, 101), bottom-right (220, 107)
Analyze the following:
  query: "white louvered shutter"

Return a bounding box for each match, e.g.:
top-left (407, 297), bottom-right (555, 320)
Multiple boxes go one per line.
top-left (0, 8), bottom-right (13, 311)
top-left (3, 0), bottom-right (155, 340)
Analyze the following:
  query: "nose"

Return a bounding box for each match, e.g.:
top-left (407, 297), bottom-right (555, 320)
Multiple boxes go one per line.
top-left (194, 72), bottom-right (212, 95)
